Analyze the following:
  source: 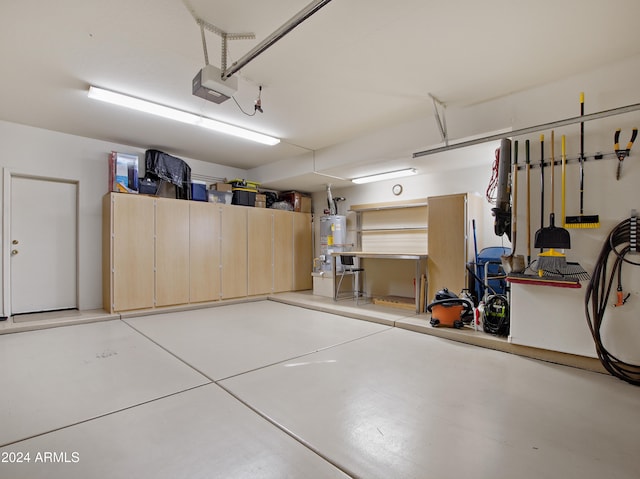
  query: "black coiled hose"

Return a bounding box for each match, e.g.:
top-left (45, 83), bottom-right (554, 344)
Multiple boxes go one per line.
top-left (585, 216), bottom-right (640, 385)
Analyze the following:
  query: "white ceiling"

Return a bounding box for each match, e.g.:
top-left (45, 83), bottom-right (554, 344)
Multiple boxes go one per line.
top-left (2, 0), bottom-right (640, 191)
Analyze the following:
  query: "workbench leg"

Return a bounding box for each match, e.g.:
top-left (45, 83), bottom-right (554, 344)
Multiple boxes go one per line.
top-left (415, 259), bottom-right (420, 313)
top-left (332, 255), bottom-right (337, 301)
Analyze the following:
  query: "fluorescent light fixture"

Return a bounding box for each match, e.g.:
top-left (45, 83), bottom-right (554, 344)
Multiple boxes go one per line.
top-left (351, 168), bottom-right (417, 184)
top-left (87, 86), bottom-right (280, 146)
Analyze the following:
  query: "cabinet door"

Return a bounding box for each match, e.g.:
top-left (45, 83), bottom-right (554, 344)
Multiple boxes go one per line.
top-left (273, 210), bottom-right (294, 292)
top-left (190, 202), bottom-right (220, 303)
top-left (248, 208), bottom-right (273, 295)
top-left (156, 198), bottom-right (190, 307)
top-left (293, 213), bottom-right (312, 290)
top-left (220, 204), bottom-right (248, 299)
top-left (110, 194), bottom-right (155, 312)
top-left (427, 193), bottom-right (466, 301)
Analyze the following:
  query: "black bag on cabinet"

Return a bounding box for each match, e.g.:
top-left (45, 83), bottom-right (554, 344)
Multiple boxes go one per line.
top-left (144, 149), bottom-right (192, 200)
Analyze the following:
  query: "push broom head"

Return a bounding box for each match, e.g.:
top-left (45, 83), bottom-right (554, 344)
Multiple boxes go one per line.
top-left (564, 214), bottom-right (600, 228)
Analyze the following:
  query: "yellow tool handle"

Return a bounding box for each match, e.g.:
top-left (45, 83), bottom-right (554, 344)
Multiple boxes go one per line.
top-left (626, 128), bottom-right (637, 150)
top-left (614, 127), bottom-right (637, 151)
top-left (561, 135), bottom-right (566, 226)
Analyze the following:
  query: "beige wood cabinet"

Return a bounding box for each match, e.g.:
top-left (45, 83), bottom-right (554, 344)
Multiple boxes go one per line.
top-left (247, 208), bottom-right (308, 294)
top-left (102, 193), bottom-right (155, 313)
top-left (248, 207), bottom-right (273, 295)
top-left (427, 193), bottom-right (482, 301)
top-left (155, 198), bottom-right (190, 307)
top-left (220, 204), bottom-right (248, 299)
top-left (293, 213), bottom-right (312, 290)
top-left (247, 208), bottom-right (300, 294)
top-left (103, 194), bottom-right (313, 312)
top-left (189, 201), bottom-right (220, 303)
top-left (273, 209), bottom-right (294, 292)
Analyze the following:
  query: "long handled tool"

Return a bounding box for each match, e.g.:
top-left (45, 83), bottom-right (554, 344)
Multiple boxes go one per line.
top-left (501, 140), bottom-right (525, 273)
top-left (525, 139), bottom-right (531, 266)
top-left (565, 92), bottom-right (600, 228)
top-left (559, 134), bottom-right (591, 281)
top-left (535, 130), bottom-right (571, 275)
top-left (551, 131), bottom-right (556, 225)
top-left (539, 134), bottom-right (545, 253)
top-left (562, 134), bottom-right (566, 223)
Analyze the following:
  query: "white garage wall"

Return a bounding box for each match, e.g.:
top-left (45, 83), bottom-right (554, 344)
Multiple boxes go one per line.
top-left (309, 53), bottom-right (640, 360)
top-left (0, 121), bottom-right (247, 312)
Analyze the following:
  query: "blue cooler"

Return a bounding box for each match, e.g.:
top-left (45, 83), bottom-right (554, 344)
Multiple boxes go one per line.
top-left (475, 246), bottom-right (510, 300)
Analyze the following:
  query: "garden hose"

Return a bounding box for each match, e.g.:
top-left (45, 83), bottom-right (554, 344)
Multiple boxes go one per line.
top-left (585, 214), bottom-right (640, 385)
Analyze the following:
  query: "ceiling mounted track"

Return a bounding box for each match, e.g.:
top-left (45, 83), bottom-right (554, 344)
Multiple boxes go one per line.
top-left (183, 0), bottom-right (333, 78)
top-left (221, 0), bottom-right (333, 79)
top-left (429, 93), bottom-right (448, 146)
top-left (199, 20), bottom-right (255, 71)
top-left (413, 101), bottom-right (640, 158)
top-left (182, 1), bottom-right (256, 70)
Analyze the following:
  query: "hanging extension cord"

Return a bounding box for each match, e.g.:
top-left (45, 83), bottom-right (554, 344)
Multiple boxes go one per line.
top-left (486, 147), bottom-right (500, 205)
top-left (232, 86), bottom-right (263, 117)
top-left (585, 211), bottom-right (640, 385)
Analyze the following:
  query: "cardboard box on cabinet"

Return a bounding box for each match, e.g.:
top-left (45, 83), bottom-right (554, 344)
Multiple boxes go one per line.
top-left (281, 191), bottom-right (311, 213)
top-left (213, 182), bottom-right (232, 192)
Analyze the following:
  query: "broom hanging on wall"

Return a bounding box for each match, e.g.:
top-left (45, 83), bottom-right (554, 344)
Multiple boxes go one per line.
top-left (565, 92), bottom-right (600, 228)
top-left (535, 131), bottom-right (571, 276)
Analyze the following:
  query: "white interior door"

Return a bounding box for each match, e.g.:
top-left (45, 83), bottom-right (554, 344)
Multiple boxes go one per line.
top-left (10, 176), bottom-right (78, 314)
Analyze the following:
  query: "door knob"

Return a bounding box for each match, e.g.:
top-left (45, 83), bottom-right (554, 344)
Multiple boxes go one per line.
top-left (11, 249), bottom-right (18, 255)
top-left (12, 240), bottom-right (18, 245)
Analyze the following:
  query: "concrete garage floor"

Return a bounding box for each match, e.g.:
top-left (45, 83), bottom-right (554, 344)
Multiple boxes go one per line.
top-left (0, 299), bottom-right (638, 478)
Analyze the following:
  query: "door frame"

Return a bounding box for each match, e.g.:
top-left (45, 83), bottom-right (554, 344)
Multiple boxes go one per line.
top-left (2, 169), bottom-right (80, 317)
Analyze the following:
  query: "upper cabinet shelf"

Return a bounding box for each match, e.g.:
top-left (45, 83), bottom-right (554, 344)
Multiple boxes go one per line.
top-left (351, 199), bottom-right (429, 254)
top-left (349, 198), bottom-right (428, 212)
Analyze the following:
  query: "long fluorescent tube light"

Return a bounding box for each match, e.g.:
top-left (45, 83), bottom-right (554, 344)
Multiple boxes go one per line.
top-left (351, 168), bottom-right (417, 184)
top-left (87, 86), bottom-right (280, 146)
